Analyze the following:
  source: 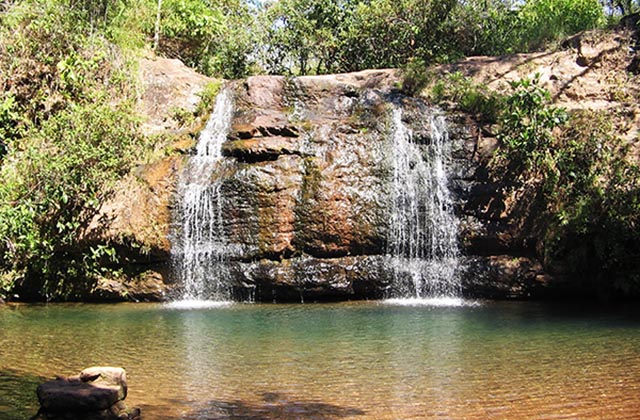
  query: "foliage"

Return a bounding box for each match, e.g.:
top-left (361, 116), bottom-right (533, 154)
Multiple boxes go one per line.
top-left (543, 110), bottom-right (640, 295)
top-left (516, 0), bottom-right (605, 50)
top-left (0, 100), bottom-right (140, 299)
top-left (257, 0), bottom-right (348, 75)
top-left (426, 71), bottom-right (504, 123)
top-left (195, 80), bottom-right (223, 116)
top-left (0, 0), bottom-right (144, 299)
top-left (601, 0), bottom-right (640, 16)
top-left (155, 0), bottom-right (256, 78)
top-left (449, 0), bottom-right (521, 56)
top-left (492, 78), bottom-right (640, 295)
top-left (496, 76), bottom-right (567, 172)
top-left (400, 58), bottom-right (430, 96)
top-left (255, 0), bottom-right (608, 76)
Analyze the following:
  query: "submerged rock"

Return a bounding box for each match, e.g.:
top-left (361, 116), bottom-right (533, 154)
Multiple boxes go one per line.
top-left (35, 367), bottom-right (139, 420)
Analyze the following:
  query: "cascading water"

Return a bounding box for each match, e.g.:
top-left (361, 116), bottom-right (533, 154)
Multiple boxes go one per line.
top-left (170, 88), bottom-right (236, 305)
top-left (387, 107), bottom-right (461, 301)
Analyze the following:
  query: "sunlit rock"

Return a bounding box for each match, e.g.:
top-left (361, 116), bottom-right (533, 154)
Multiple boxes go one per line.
top-left (36, 367), bottom-right (140, 420)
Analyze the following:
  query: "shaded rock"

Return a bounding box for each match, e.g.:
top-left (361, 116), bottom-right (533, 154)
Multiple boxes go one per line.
top-left (460, 255), bottom-right (548, 299)
top-left (89, 270), bottom-right (171, 302)
top-left (36, 367), bottom-right (139, 420)
top-left (37, 368), bottom-right (125, 412)
top-left (38, 379), bottom-right (120, 412)
top-left (88, 156), bottom-right (183, 267)
top-left (228, 255), bottom-right (391, 302)
top-left (221, 136), bottom-right (303, 162)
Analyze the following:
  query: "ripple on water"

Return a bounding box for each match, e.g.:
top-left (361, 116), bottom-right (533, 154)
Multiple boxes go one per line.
top-left (164, 300), bottom-right (234, 310)
top-left (382, 297), bottom-right (481, 307)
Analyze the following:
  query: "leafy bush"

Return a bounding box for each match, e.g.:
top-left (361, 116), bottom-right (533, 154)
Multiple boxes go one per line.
top-left (427, 71), bottom-right (504, 123)
top-left (497, 75), bottom-right (567, 172)
top-left (401, 58), bottom-right (431, 96)
top-left (0, 1), bottom-right (144, 299)
top-left (0, 100), bottom-right (141, 299)
top-left (517, 0), bottom-right (606, 50)
top-left (492, 77), bottom-right (640, 296)
top-left (155, 0), bottom-right (255, 78)
top-left (544, 110), bottom-right (640, 295)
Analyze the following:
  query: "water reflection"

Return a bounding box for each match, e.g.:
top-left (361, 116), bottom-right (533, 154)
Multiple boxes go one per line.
top-left (1, 302), bottom-right (640, 419)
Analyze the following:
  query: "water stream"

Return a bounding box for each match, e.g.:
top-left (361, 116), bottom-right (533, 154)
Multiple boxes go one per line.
top-left (387, 107), bottom-right (460, 301)
top-left (170, 88), bottom-right (235, 304)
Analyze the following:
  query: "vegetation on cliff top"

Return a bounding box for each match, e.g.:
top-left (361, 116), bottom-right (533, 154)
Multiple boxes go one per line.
top-left (427, 71), bottom-right (640, 296)
top-left (0, 0), bottom-right (639, 300)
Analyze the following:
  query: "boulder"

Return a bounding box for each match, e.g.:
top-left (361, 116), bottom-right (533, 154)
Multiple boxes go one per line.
top-left (36, 367), bottom-right (139, 420)
top-left (79, 367), bottom-right (127, 401)
top-left (37, 378), bottom-right (121, 412)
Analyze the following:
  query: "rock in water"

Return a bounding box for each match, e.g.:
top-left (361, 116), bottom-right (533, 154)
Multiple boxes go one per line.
top-left (35, 367), bottom-right (139, 420)
top-left (79, 367), bottom-right (128, 401)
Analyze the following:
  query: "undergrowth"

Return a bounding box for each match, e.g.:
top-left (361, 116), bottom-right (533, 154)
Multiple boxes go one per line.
top-left (0, 1), bottom-right (146, 300)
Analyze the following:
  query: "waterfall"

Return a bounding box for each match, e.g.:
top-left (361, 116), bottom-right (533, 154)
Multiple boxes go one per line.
top-left (387, 107), bottom-right (460, 300)
top-left (170, 88), bottom-right (235, 304)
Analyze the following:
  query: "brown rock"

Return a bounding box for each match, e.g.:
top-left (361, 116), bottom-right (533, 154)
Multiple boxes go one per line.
top-left (243, 76), bottom-right (286, 109)
top-left (89, 156), bottom-right (183, 264)
top-left (221, 137), bottom-right (302, 161)
top-left (37, 367), bottom-right (127, 412)
top-left (37, 379), bottom-right (120, 412)
top-left (461, 255), bottom-right (547, 299)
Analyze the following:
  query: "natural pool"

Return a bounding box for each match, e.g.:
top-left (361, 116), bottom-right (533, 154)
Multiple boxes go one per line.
top-left (1, 301), bottom-right (640, 419)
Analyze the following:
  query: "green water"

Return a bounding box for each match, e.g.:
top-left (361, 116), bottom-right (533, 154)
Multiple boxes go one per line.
top-left (1, 301), bottom-right (640, 419)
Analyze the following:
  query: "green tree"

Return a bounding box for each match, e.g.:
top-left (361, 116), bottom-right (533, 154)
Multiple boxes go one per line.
top-left (517, 0), bottom-right (605, 50)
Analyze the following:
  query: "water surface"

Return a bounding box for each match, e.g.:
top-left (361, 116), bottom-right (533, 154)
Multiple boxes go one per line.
top-left (1, 301), bottom-right (639, 419)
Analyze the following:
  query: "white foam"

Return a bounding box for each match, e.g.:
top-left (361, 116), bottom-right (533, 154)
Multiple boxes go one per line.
top-left (164, 300), bottom-right (233, 310)
top-left (383, 297), bottom-right (479, 307)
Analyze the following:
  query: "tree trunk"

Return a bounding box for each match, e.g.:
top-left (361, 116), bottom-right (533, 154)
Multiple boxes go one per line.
top-left (153, 0), bottom-right (163, 51)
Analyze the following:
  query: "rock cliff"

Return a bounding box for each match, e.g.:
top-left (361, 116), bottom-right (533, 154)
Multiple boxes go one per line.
top-left (165, 69), bottom-right (549, 301)
top-left (99, 28), bottom-right (639, 302)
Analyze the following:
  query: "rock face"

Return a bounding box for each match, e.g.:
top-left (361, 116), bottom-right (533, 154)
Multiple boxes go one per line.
top-left (36, 367), bottom-right (139, 420)
top-left (173, 70), bottom-right (401, 301)
top-left (81, 57), bottom-right (217, 301)
top-left (162, 69), bottom-right (551, 301)
top-left (100, 30), bottom-right (640, 302)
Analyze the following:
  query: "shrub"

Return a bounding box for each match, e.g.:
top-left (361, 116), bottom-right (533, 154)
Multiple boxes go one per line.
top-left (496, 75), bottom-right (567, 173)
top-left (517, 0), bottom-right (606, 50)
top-left (0, 0), bottom-right (144, 299)
top-left (544, 110), bottom-right (640, 295)
top-left (427, 71), bottom-right (504, 123)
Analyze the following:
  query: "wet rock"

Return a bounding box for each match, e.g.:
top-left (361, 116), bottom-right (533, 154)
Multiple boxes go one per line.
top-left (36, 367), bottom-right (139, 420)
top-left (89, 271), bottom-right (171, 302)
top-left (460, 255), bottom-right (548, 299)
top-left (221, 136), bottom-right (303, 161)
top-left (216, 71), bottom-right (403, 266)
top-left (229, 255), bottom-right (391, 302)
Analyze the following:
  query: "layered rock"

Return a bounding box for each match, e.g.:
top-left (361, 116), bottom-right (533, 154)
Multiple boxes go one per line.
top-left (179, 71), bottom-right (394, 301)
top-left (90, 30), bottom-right (640, 302)
top-left (161, 69), bottom-right (553, 301)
